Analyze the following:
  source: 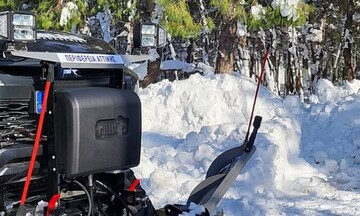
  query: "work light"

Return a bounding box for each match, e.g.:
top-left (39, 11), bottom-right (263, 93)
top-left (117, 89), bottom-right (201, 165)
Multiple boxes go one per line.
top-left (133, 23), bottom-right (167, 48)
top-left (141, 24), bottom-right (157, 47)
top-left (158, 27), bottom-right (166, 47)
top-left (0, 11), bottom-right (36, 41)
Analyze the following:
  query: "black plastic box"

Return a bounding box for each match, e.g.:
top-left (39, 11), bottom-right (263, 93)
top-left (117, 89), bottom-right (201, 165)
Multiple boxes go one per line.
top-left (54, 87), bottom-right (141, 178)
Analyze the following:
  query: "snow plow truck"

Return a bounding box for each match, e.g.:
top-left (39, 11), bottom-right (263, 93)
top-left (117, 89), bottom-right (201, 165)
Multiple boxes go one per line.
top-left (0, 10), bottom-right (262, 216)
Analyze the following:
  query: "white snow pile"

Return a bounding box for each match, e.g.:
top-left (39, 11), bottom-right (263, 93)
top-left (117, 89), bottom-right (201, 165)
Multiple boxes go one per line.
top-left (134, 73), bottom-right (360, 216)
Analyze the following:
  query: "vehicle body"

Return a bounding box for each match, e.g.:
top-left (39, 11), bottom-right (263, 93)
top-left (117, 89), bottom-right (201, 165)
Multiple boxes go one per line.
top-left (0, 12), bottom-right (153, 215)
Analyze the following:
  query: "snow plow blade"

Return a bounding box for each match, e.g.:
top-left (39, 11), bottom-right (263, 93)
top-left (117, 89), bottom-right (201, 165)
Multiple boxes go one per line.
top-left (187, 116), bottom-right (262, 215)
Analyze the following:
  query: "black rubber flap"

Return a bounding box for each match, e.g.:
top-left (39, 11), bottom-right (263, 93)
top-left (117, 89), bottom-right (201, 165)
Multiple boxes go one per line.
top-left (54, 87), bottom-right (141, 178)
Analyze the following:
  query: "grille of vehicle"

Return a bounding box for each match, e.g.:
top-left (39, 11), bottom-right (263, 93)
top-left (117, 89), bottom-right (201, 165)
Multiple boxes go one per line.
top-left (0, 100), bottom-right (38, 147)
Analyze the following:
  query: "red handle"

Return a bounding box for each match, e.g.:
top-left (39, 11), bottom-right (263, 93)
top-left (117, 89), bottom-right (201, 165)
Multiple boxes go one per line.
top-left (20, 80), bottom-right (52, 205)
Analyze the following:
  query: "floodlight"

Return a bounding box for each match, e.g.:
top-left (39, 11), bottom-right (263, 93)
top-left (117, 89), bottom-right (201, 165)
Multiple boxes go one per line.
top-left (133, 23), bottom-right (167, 48)
top-left (158, 26), bottom-right (166, 47)
top-left (141, 24), bottom-right (156, 35)
top-left (0, 11), bottom-right (36, 42)
top-left (140, 23), bottom-right (157, 47)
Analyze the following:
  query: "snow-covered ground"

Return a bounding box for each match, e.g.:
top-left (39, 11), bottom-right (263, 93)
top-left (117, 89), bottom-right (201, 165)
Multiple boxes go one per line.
top-left (133, 72), bottom-right (360, 215)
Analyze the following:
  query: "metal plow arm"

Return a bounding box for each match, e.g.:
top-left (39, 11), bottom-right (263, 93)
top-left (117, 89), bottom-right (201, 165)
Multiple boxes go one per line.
top-left (187, 116), bottom-right (262, 215)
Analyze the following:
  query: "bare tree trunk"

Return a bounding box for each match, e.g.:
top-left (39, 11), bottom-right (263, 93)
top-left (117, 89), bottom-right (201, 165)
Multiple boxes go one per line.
top-left (186, 39), bottom-right (194, 63)
top-left (274, 48), bottom-right (282, 95)
top-left (285, 50), bottom-right (294, 95)
top-left (343, 0), bottom-right (355, 81)
top-left (270, 29), bottom-right (278, 88)
top-left (331, 42), bottom-right (342, 83)
top-left (291, 28), bottom-right (304, 98)
top-left (295, 75), bottom-right (303, 95)
top-left (249, 37), bottom-right (256, 79)
top-left (295, 58), bottom-right (304, 97)
top-left (140, 48), bottom-right (163, 88)
top-left (318, 50), bottom-right (324, 78)
top-left (198, 0), bottom-right (210, 65)
top-left (320, 16), bottom-right (327, 79)
top-left (215, 17), bottom-right (237, 74)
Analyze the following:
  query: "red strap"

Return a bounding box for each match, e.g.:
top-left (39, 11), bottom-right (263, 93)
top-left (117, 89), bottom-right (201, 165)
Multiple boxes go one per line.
top-left (245, 45), bottom-right (270, 142)
top-left (46, 194), bottom-right (61, 216)
top-left (128, 179), bottom-right (140, 191)
top-left (20, 80), bottom-right (52, 205)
